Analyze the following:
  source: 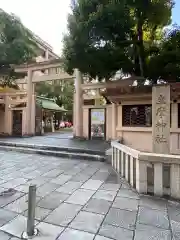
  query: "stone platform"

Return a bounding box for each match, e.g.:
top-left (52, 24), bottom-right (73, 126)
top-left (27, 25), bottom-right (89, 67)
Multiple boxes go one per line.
top-left (0, 133), bottom-right (110, 161)
top-left (0, 132), bottom-right (110, 152)
top-left (0, 151), bottom-right (179, 239)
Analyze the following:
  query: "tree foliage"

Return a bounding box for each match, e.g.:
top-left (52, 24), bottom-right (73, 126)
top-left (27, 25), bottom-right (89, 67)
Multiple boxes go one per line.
top-left (148, 26), bottom-right (180, 82)
top-left (0, 9), bottom-right (38, 84)
top-left (63, 0), bottom-right (176, 82)
top-left (35, 81), bottom-right (74, 112)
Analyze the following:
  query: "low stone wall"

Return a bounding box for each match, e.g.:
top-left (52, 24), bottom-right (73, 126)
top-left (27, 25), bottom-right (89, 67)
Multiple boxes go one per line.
top-left (111, 141), bottom-right (180, 200)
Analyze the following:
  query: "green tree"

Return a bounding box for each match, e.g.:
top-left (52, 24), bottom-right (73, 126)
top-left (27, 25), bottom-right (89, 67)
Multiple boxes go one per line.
top-left (35, 81), bottom-right (74, 118)
top-left (148, 26), bottom-right (180, 83)
top-left (63, 0), bottom-right (174, 82)
top-left (0, 9), bottom-right (38, 86)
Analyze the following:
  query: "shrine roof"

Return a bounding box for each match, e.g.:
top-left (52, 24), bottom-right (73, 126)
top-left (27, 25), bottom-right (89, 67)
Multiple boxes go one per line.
top-left (36, 96), bottom-right (67, 112)
top-left (101, 82), bottom-right (180, 103)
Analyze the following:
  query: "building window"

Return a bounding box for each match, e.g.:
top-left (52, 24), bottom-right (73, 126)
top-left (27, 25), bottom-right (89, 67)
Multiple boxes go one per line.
top-left (84, 99), bottom-right (95, 105)
top-left (122, 105), bottom-right (152, 127)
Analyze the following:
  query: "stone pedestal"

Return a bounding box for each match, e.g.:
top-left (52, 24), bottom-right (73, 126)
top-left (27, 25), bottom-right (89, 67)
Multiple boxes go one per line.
top-left (26, 70), bottom-right (33, 135)
top-left (30, 93), bottom-right (36, 135)
top-left (51, 116), bottom-right (55, 133)
top-left (74, 69), bottom-right (83, 138)
top-left (73, 93), bottom-right (76, 136)
top-left (4, 95), bottom-right (12, 135)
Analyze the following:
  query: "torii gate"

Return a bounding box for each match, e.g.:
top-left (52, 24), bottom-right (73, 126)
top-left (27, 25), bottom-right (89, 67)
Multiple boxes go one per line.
top-left (14, 59), bottom-right (83, 138)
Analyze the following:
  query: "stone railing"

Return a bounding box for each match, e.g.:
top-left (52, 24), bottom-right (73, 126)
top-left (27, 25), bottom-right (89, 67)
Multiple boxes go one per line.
top-left (111, 141), bottom-right (180, 199)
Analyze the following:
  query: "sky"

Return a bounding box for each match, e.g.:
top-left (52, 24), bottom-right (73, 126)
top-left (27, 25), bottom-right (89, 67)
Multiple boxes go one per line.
top-left (0, 0), bottom-right (180, 56)
top-left (172, 0), bottom-right (180, 26)
top-left (0, 0), bottom-right (71, 55)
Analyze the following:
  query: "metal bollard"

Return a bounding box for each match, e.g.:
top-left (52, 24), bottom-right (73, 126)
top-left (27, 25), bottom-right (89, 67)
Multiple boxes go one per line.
top-left (27, 185), bottom-right (36, 237)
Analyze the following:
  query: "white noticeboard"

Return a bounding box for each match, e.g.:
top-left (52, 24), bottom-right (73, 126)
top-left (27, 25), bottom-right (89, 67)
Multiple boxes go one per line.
top-left (91, 109), bottom-right (105, 124)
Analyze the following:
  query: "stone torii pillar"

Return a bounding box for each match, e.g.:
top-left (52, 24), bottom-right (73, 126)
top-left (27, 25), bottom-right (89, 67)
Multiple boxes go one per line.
top-left (26, 70), bottom-right (35, 136)
top-left (4, 94), bottom-right (12, 135)
top-left (74, 69), bottom-right (83, 138)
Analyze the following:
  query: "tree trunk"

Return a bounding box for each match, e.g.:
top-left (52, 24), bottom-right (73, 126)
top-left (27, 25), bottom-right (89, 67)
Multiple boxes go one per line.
top-left (137, 12), bottom-right (146, 79)
top-left (132, 34), bottom-right (141, 76)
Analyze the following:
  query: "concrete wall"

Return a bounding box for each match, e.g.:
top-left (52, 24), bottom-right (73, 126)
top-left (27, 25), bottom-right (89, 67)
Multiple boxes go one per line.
top-left (83, 107), bottom-right (89, 139)
top-left (115, 101), bottom-right (180, 154)
top-left (0, 109), bottom-right (4, 133)
top-left (106, 105), bottom-right (112, 140)
top-left (22, 108), bottom-right (27, 135)
top-left (117, 129), bottom-right (152, 152)
top-left (0, 108), bottom-right (12, 135)
top-left (82, 100), bottom-right (180, 154)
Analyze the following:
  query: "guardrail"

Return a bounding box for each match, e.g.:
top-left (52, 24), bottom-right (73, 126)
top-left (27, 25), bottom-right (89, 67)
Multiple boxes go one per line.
top-left (111, 141), bottom-right (180, 199)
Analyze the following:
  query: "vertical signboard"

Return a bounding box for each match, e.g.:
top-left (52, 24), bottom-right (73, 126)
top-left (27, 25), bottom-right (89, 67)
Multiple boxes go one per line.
top-left (90, 108), bottom-right (105, 139)
top-left (152, 85), bottom-right (170, 154)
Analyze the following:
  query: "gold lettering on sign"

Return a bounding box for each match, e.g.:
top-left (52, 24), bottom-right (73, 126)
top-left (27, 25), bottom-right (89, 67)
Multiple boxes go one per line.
top-left (155, 94), bottom-right (167, 144)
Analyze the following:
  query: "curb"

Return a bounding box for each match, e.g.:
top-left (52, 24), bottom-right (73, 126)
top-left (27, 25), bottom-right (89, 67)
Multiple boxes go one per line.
top-left (0, 141), bottom-right (105, 156)
top-left (0, 145), bottom-right (106, 162)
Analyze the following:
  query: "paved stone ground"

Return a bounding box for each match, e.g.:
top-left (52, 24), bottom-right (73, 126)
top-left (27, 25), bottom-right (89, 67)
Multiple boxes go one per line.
top-left (0, 151), bottom-right (179, 239)
top-left (0, 132), bottom-right (110, 152)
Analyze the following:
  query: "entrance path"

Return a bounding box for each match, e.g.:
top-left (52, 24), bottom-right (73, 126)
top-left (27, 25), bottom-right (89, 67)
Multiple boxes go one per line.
top-left (0, 132), bottom-right (110, 153)
top-left (0, 151), bottom-right (178, 239)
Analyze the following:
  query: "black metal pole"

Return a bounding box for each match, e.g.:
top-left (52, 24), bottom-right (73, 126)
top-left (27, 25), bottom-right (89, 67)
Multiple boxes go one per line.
top-left (27, 184), bottom-right (36, 237)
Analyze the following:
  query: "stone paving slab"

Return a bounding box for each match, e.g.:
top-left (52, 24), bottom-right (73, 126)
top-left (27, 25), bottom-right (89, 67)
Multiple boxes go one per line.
top-left (81, 179), bottom-right (103, 191)
top-left (95, 236), bottom-right (113, 240)
top-left (171, 220), bottom-right (180, 240)
top-left (56, 181), bottom-right (82, 194)
top-left (139, 195), bottom-right (167, 211)
top-left (137, 206), bottom-right (169, 229)
top-left (0, 150), bottom-right (179, 239)
top-left (71, 173), bottom-right (91, 183)
top-left (4, 195), bottom-right (41, 214)
top-left (100, 183), bottom-right (121, 192)
top-left (0, 191), bottom-right (25, 208)
top-left (0, 215), bottom-right (38, 238)
top-left (69, 211), bottom-right (104, 234)
top-left (44, 203), bottom-right (82, 227)
top-left (32, 222), bottom-right (64, 240)
top-left (37, 191), bottom-right (70, 210)
top-left (117, 188), bottom-right (140, 199)
top-left (23, 207), bottom-right (52, 221)
top-left (65, 189), bottom-right (95, 205)
top-left (104, 207), bottom-right (137, 230)
top-left (0, 231), bottom-right (12, 240)
top-left (50, 174), bottom-right (72, 185)
top-left (57, 228), bottom-right (94, 240)
top-left (134, 223), bottom-right (171, 240)
top-left (98, 223), bottom-right (134, 240)
top-left (83, 198), bottom-right (111, 215)
top-left (93, 190), bottom-right (117, 201)
top-left (112, 196), bottom-right (139, 211)
top-left (0, 209), bottom-right (17, 227)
